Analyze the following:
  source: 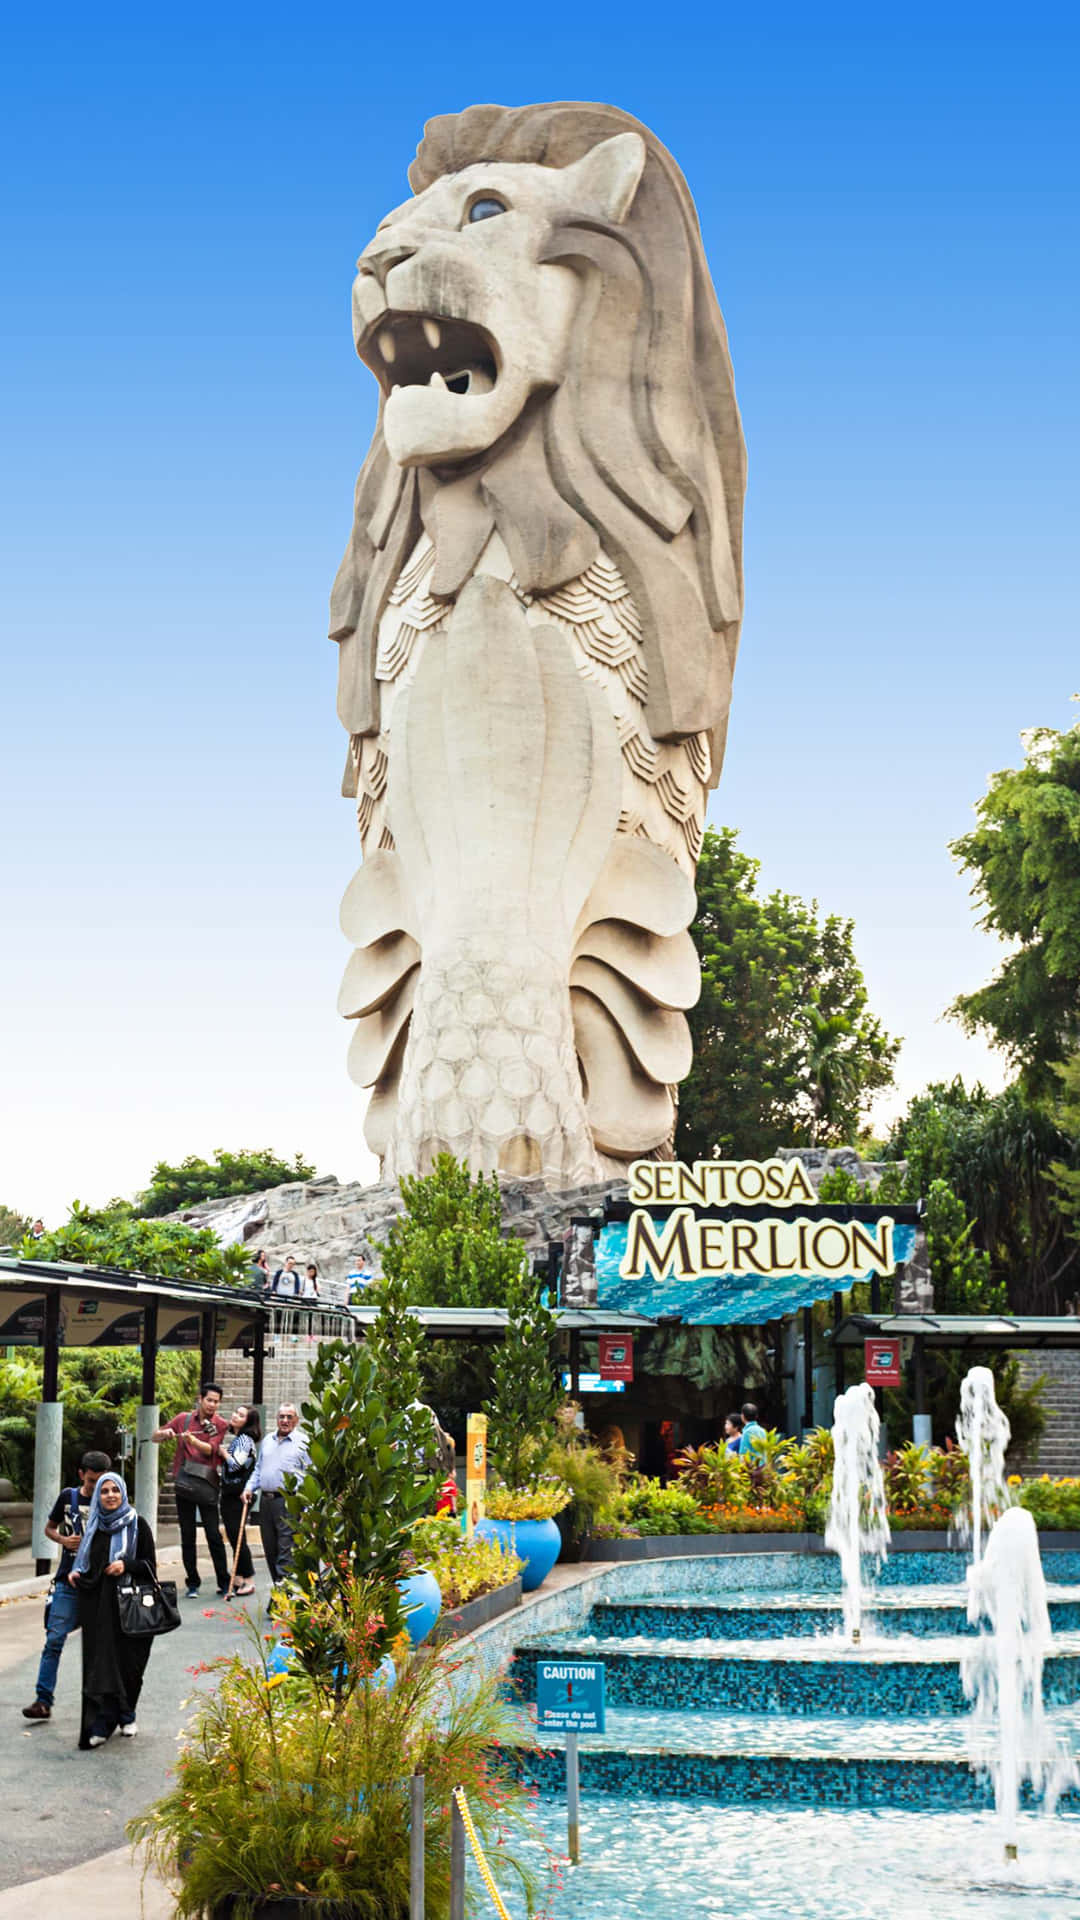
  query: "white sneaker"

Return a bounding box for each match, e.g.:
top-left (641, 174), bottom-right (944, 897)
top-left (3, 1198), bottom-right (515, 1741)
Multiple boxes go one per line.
top-left (119, 1722), bottom-right (137, 1738)
top-left (87, 1733), bottom-right (107, 1748)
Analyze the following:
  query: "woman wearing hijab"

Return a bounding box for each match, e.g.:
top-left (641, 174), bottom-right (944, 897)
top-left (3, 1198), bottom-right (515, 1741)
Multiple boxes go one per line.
top-left (68, 1471), bottom-right (157, 1749)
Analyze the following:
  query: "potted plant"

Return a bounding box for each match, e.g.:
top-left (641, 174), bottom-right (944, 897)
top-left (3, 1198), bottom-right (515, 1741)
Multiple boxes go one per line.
top-left (131, 1576), bottom-right (545, 1917)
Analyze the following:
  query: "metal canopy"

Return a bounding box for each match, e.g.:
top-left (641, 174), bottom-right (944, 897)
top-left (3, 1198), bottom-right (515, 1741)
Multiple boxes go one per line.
top-left (0, 1254), bottom-right (269, 1350)
top-left (347, 1304), bottom-right (655, 1340)
top-left (833, 1312), bottom-right (1080, 1351)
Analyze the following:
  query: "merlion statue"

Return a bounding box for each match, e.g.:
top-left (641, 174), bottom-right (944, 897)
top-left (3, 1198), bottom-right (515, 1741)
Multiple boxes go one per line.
top-left (331, 102), bottom-right (745, 1186)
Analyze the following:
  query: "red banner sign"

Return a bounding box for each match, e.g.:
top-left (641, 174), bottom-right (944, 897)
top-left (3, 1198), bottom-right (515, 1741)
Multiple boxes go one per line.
top-left (864, 1337), bottom-right (902, 1387)
top-left (598, 1334), bottom-right (634, 1382)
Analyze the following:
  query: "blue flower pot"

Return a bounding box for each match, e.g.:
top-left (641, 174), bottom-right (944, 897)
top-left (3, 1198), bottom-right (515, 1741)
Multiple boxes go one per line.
top-left (397, 1567), bottom-right (442, 1644)
top-left (476, 1515), bottom-right (561, 1592)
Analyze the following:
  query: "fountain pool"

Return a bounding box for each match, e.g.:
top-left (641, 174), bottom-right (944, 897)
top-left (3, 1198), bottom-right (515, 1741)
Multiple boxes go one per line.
top-left (474, 1548), bottom-right (1080, 1919)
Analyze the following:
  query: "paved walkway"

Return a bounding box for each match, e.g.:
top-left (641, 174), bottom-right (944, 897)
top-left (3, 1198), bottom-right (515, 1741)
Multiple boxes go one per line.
top-left (0, 1541), bottom-right (268, 1913)
top-left (0, 1544), bottom-right (609, 1914)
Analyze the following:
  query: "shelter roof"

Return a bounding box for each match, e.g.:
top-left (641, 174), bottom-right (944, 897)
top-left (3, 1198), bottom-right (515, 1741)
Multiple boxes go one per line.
top-left (347, 1304), bottom-right (654, 1340)
top-left (833, 1312), bottom-right (1080, 1350)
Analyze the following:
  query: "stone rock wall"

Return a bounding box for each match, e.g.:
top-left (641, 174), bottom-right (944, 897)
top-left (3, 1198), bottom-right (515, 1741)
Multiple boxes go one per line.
top-left (174, 1171), bottom-right (627, 1302)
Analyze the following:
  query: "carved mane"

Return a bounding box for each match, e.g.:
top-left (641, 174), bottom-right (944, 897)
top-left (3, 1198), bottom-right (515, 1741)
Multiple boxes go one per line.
top-left (330, 100), bottom-right (746, 780)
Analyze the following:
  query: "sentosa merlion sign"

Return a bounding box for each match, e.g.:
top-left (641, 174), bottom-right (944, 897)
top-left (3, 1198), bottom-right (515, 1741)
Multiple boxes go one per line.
top-left (331, 102), bottom-right (745, 1185)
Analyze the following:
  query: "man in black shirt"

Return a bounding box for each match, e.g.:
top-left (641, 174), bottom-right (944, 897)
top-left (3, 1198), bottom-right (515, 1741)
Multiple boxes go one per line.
top-left (21, 1450), bottom-right (111, 1722)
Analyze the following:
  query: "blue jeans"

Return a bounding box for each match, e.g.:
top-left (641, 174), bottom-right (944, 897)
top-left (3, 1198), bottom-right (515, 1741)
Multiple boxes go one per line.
top-left (36, 1581), bottom-right (80, 1706)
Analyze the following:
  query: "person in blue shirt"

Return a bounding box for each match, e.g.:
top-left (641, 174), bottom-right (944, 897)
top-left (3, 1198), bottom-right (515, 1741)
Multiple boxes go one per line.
top-left (738, 1402), bottom-right (767, 1459)
top-left (723, 1413), bottom-right (744, 1455)
top-left (22, 1450), bottom-right (111, 1721)
top-left (242, 1403), bottom-right (311, 1586)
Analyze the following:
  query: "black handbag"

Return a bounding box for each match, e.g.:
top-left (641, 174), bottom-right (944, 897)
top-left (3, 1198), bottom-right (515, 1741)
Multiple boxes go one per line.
top-left (116, 1572), bottom-right (182, 1637)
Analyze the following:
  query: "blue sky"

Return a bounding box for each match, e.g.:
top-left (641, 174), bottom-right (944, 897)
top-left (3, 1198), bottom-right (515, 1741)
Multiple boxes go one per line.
top-left (2, 3), bottom-right (1077, 1219)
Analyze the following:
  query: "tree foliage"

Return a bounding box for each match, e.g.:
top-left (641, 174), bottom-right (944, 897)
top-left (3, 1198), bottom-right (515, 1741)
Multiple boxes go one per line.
top-left (677, 827), bottom-right (899, 1161)
top-left (0, 1204), bottom-right (30, 1249)
top-left (884, 1078), bottom-right (1079, 1313)
top-left (137, 1146), bottom-right (316, 1217)
top-left (484, 1254), bottom-right (560, 1491)
top-left (0, 1348), bottom-right (199, 1495)
top-left (949, 711), bottom-right (1080, 1094)
top-left (21, 1206), bottom-right (251, 1288)
top-left (380, 1154), bottom-right (525, 1306)
top-left (1048, 1052), bottom-right (1080, 1261)
top-left (289, 1340), bottom-right (434, 1688)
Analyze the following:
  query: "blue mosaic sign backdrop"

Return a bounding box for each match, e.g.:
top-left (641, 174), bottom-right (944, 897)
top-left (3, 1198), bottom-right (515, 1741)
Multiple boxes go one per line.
top-left (595, 1218), bottom-right (918, 1324)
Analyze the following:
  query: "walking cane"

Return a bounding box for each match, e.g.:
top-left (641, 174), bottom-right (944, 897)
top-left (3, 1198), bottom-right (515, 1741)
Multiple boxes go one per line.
top-left (225, 1505), bottom-right (250, 1602)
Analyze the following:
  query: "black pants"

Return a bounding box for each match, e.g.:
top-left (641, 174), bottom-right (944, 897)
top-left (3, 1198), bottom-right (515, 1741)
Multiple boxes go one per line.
top-left (176, 1490), bottom-right (230, 1592)
top-left (220, 1488), bottom-right (255, 1581)
top-left (258, 1492), bottom-right (294, 1584)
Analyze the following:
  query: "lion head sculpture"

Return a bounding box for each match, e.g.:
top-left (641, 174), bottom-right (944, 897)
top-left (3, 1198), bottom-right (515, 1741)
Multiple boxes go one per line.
top-left (331, 100), bottom-right (745, 771)
top-left (332, 104), bottom-right (747, 1182)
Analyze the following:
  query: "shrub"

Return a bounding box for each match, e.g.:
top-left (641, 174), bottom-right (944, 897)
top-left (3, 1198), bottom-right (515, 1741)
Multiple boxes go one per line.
top-left (610, 1480), bottom-right (715, 1535)
top-left (485, 1479), bottom-right (570, 1520)
top-left (21, 1208), bottom-right (251, 1287)
top-left (408, 1518), bottom-right (524, 1608)
top-left (138, 1147), bottom-right (316, 1216)
top-left (1017, 1476), bottom-right (1080, 1531)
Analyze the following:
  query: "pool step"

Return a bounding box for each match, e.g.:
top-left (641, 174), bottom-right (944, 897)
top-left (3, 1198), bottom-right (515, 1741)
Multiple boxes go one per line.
top-left (512, 1634), bottom-right (1080, 1717)
top-left (588, 1596), bottom-right (1080, 1642)
top-left (522, 1740), bottom-right (1080, 1812)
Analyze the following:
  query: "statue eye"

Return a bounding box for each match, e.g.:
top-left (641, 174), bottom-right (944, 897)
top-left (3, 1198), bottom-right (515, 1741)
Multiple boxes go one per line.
top-left (467, 196), bottom-right (507, 223)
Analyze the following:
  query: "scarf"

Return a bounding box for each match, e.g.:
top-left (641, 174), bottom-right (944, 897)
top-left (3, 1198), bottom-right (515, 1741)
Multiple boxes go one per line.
top-left (72, 1472), bottom-right (137, 1576)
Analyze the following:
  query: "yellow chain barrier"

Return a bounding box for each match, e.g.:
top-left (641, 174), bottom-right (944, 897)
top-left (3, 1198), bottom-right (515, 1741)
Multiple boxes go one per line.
top-left (453, 1786), bottom-right (512, 1920)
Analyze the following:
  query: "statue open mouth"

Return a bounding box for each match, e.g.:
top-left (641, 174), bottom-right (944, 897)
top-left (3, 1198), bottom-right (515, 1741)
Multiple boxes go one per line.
top-left (358, 312), bottom-right (498, 399)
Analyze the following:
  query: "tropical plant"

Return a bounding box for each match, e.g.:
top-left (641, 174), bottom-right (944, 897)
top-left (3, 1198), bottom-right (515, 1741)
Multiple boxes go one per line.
top-left (949, 708), bottom-right (1080, 1096)
top-left (677, 825), bottom-right (899, 1161)
top-left (610, 1480), bottom-right (716, 1535)
top-left (288, 1340), bottom-right (436, 1691)
top-left (674, 1441), bottom-right (750, 1508)
top-left (544, 1414), bottom-right (622, 1548)
top-left (884, 1442), bottom-right (933, 1514)
top-left (137, 1146), bottom-right (317, 1216)
top-left (129, 1592), bottom-right (546, 1919)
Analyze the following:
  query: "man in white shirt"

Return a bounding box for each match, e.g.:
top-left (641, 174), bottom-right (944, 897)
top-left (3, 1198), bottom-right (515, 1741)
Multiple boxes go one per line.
top-left (242, 1403), bottom-right (310, 1584)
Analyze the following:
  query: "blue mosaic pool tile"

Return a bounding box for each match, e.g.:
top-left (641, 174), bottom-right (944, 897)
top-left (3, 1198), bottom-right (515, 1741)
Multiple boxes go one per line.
top-left (510, 1640), bottom-right (1080, 1717)
top-left (588, 1597), bottom-right (1080, 1641)
top-left (520, 1744), bottom-right (1080, 1812)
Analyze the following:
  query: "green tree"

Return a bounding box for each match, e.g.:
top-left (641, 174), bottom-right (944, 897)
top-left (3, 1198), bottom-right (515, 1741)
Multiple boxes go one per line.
top-left (0, 1204), bottom-right (30, 1249)
top-left (885, 1078), bottom-right (1079, 1313)
top-left (137, 1147), bottom-right (317, 1217)
top-left (949, 710), bottom-right (1080, 1095)
top-left (380, 1154), bottom-right (525, 1307)
top-left (288, 1340), bottom-right (434, 1693)
top-left (22, 1207), bottom-right (251, 1288)
top-left (677, 827), bottom-right (899, 1161)
top-left (1048, 1052), bottom-right (1080, 1252)
top-left (484, 1253), bottom-right (559, 1490)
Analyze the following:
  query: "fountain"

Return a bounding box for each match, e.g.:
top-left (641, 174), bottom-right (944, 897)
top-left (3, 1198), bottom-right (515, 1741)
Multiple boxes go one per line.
top-left (963, 1505), bottom-right (1079, 1861)
top-left (956, 1364), bottom-right (1012, 1564)
top-left (825, 1382), bottom-right (890, 1644)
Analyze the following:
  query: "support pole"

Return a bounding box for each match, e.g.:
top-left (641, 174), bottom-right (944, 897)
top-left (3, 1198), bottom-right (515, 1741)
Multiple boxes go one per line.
top-left (449, 1794), bottom-right (466, 1920)
top-left (569, 1328), bottom-right (581, 1399)
top-left (33, 1291), bottom-right (62, 1574)
top-left (200, 1309), bottom-right (217, 1386)
top-left (912, 1335), bottom-right (932, 1448)
top-left (409, 1772), bottom-right (425, 1920)
top-left (801, 1305), bottom-right (814, 1432)
top-left (136, 1300), bottom-right (160, 1533)
top-left (566, 1730), bottom-right (581, 1864)
top-left (832, 1291), bottom-right (845, 1400)
top-left (251, 1308), bottom-right (266, 1430)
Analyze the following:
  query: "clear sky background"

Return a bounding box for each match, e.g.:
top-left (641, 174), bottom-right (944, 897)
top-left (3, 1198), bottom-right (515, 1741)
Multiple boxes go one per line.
top-left (2, 2), bottom-right (1077, 1222)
